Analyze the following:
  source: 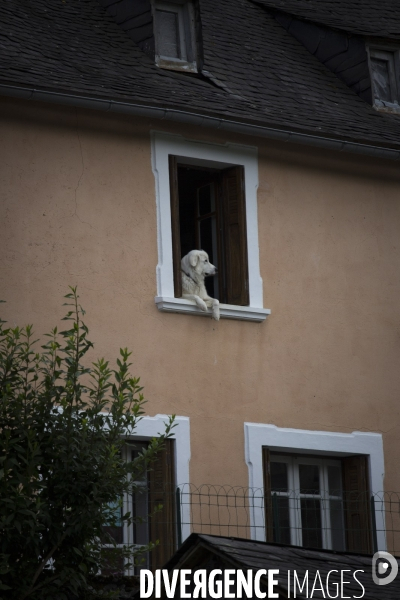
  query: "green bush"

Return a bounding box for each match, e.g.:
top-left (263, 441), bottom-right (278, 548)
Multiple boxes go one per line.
top-left (0, 289), bottom-right (174, 599)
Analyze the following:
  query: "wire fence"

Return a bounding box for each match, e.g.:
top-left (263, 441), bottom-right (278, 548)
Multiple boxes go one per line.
top-left (102, 485), bottom-right (400, 573)
top-left (175, 484), bottom-right (400, 556)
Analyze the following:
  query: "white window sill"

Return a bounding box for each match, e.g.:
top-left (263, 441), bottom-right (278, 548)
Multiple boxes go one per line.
top-left (155, 297), bottom-right (271, 322)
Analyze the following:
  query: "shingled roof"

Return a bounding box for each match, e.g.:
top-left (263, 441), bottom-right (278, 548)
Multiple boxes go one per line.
top-left (252, 0), bottom-right (400, 40)
top-left (1, 0), bottom-right (400, 155)
top-left (164, 534), bottom-right (400, 600)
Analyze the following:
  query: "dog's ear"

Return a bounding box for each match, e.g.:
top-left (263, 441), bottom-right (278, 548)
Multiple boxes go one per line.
top-left (189, 251), bottom-right (199, 267)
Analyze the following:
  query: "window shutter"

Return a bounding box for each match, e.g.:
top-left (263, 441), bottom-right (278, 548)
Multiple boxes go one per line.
top-left (148, 439), bottom-right (176, 569)
top-left (262, 447), bottom-right (274, 543)
top-left (221, 166), bottom-right (249, 306)
top-left (342, 455), bottom-right (372, 554)
top-left (169, 155), bottom-right (182, 298)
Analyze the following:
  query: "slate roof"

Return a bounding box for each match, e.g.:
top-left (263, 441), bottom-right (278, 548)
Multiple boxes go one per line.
top-left (252, 0), bottom-right (400, 40)
top-left (165, 534), bottom-right (400, 600)
top-left (1, 0), bottom-right (400, 151)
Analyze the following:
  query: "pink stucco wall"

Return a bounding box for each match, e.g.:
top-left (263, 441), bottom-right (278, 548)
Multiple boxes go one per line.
top-left (1, 97), bottom-right (400, 494)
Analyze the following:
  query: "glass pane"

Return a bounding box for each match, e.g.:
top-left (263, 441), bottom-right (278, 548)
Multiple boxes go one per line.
top-left (103, 500), bottom-right (123, 544)
top-left (301, 498), bottom-right (322, 549)
top-left (299, 464), bottom-right (320, 494)
top-left (131, 447), bottom-right (148, 483)
top-left (270, 462), bottom-right (288, 492)
top-left (199, 218), bottom-right (214, 259)
top-left (330, 499), bottom-right (345, 551)
top-left (272, 494), bottom-right (291, 545)
top-left (198, 184), bottom-right (212, 215)
top-left (328, 465), bottom-right (342, 497)
top-left (156, 10), bottom-right (180, 59)
top-left (198, 215), bottom-right (217, 298)
top-left (102, 525), bottom-right (123, 545)
top-left (370, 57), bottom-right (393, 103)
top-left (133, 487), bottom-right (149, 546)
top-left (101, 548), bottom-right (125, 576)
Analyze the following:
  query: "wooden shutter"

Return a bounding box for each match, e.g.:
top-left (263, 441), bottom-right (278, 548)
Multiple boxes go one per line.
top-left (148, 439), bottom-right (176, 569)
top-left (262, 447), bottom-right (274, 542)
top-left (169, 155), bottom-right (182, 298)
top-left (342, 455), bottom-right (372, 554)
top-left (221, 166), bottom-right (249, 306)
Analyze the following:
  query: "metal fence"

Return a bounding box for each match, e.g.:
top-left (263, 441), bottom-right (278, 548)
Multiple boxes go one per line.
top-left (101, 486), bottom-right (400, 575)
top-left (175, 485), bottom-right (400, 555)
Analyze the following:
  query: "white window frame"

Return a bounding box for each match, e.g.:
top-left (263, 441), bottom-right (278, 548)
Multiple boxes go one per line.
top-left (154, 0), bottom-right (198, 72)
top-left (244, 422), bottom-right (386, 549)
top-left (118, 414), bottom-right (191, 573)
top-left (270, 454), bottom-right (345, 550)
top-left (151, 131), bottom-right (271, 322)
top-left (367, 45), bottom-right (400, 112)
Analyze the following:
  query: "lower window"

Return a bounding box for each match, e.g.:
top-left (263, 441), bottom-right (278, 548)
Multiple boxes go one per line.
top-left (103, 439), bottom-right (176, 573)
top-left (263, 449), bottom-right (373, 553)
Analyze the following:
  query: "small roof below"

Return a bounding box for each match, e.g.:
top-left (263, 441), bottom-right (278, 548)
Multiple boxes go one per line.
top-left (165, 534), bottom-right (400, 600)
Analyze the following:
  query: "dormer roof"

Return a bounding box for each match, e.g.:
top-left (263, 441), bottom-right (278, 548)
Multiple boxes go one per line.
top-left (252, 0), bottom-right (400, 40)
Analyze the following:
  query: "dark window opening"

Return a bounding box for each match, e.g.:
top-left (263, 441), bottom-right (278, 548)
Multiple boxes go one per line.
top-left (178, 167), bottom-right (220, 299)
top-left (170, 157), bottom-right (249, 306)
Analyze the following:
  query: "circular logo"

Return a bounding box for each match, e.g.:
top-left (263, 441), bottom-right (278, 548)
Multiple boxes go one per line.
top-left (372, 551), bottom-right (398, 586)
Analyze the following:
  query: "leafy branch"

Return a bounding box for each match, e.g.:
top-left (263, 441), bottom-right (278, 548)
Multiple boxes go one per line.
top-left (0, 288), bottom-right (174, 599)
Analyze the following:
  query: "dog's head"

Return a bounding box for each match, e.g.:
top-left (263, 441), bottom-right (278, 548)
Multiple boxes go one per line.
top-left (181, 250), bottom-right (217, 277)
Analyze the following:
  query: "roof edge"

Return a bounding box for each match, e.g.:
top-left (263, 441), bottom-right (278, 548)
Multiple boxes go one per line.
top-left (1, 83), bottom-right (400, 161)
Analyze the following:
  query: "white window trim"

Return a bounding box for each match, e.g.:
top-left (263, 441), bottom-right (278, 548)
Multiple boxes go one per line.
top-left (151, 131), bottom-right (271, 322)
top-left (122, 414), bottom-right (191, 549)
top-left (244, 422), bottom-right (386, 549)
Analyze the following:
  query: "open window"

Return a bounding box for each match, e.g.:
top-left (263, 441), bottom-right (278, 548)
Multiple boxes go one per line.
top-left (152, 133), bottom-right (269, 322)
top-left (154, 0), bottom-right (197, 72)
top-left (169, 156), bottom-right (249, 306)
top-left (263, 449), bottom-right (373, 553)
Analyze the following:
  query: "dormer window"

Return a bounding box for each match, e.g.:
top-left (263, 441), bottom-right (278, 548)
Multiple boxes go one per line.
top-left (154, 0), bottom-right (197, 72)
top-left (368, 47), bottom-right (400, 112)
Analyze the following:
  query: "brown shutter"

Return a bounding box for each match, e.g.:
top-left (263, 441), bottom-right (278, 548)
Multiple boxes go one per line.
top-left (221, 166), bottom-right (249, 306)
top-left (262, 447), bottom-right (274, 542)
top-left (148, 439), bottom-right (176, 569)
top-left (342, 455), bottom-right (372, 553)
top-left (169, 155), bottom-right (182, 298)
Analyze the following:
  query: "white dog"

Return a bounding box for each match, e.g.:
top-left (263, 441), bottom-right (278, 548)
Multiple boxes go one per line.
top-left (181, 250), bottom-right (220, 321)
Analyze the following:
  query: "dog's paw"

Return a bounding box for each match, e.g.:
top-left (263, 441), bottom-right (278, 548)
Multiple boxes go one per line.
top-left (212, 308), bottom-right (220, 321)
top-left (211, 299), bottom-right (220, 321)
top-left (198, 300), bottom-right (208, 312)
